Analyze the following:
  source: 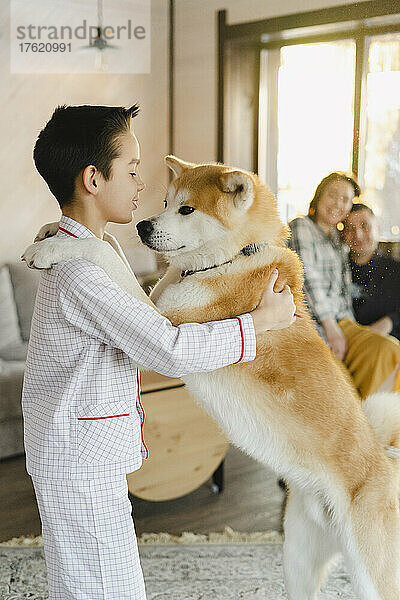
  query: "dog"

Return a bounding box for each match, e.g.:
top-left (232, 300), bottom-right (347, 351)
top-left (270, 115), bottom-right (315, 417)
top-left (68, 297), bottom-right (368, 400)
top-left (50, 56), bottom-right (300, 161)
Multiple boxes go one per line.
top-left (23, 155), bottom-right (400, 600)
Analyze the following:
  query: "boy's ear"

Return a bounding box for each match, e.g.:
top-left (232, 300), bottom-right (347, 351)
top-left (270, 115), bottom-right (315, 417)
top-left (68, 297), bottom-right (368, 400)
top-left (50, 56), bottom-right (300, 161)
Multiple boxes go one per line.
top-left (218, 170), bottom-right (254, 211)
top-left (82, 164), bottom-right (99, 195)
top-left (165, 155), bottom-right (196, 178)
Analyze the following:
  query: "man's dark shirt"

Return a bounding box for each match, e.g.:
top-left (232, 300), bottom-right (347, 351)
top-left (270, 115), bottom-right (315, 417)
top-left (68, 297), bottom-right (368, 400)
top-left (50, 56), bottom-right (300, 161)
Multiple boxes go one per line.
top-left (350, 252), bottom-right (400, 340)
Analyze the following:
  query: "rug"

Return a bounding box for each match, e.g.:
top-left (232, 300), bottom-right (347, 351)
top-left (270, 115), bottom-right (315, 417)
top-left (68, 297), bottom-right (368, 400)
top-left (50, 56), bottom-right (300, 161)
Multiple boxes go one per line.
top-left (0, 531), bottom-right (357, 599)
top-left (0, 527), bottom-right (282, 547)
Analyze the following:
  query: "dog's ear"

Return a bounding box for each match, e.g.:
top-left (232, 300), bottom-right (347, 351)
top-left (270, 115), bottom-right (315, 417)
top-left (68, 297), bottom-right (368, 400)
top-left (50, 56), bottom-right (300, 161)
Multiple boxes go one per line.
top-left (218, 171), bottom-right (254, 211)
top-left (165, 155), bottom-right (195, 178)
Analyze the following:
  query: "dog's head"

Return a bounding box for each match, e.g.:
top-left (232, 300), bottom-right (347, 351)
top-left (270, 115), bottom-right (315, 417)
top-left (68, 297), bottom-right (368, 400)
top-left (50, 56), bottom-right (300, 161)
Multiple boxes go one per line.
top-left (136, 155), bottom-right (288, 269)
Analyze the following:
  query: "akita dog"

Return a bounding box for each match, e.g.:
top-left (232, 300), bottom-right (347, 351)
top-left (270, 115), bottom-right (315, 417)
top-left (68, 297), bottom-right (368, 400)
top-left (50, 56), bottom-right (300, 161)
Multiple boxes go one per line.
top-left (23, 156), bottom-right (400, 600)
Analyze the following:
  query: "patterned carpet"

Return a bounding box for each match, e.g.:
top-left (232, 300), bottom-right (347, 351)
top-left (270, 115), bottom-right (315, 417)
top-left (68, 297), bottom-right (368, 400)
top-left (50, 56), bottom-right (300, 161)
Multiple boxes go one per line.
top-left (0, 542), bottom-right (357, 599)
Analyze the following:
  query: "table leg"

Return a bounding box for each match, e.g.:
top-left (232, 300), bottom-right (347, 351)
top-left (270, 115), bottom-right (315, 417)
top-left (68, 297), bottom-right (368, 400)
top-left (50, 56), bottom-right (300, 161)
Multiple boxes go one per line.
top-left (211, 460), bottom-right (224, 494)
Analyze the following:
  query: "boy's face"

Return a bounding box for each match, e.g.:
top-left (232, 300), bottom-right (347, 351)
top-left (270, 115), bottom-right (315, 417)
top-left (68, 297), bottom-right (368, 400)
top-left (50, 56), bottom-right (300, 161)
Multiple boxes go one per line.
top-left (97, 128), bottom-right (145, 224)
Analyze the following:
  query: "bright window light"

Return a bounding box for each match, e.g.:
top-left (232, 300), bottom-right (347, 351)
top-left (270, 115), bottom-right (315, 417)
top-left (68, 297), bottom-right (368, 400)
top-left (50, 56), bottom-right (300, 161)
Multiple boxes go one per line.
top-left (276, 41), bottom-right (356, 222)
top-left (363, 34), bottom-right (400, 241)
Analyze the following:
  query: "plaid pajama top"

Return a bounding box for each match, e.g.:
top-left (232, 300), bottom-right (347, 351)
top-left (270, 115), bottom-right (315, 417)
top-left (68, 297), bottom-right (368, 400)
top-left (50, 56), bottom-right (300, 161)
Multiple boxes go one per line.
top-left (288, 216), bottom-right (354, 336)
top-left (22, 216), bottom-right (257, 480)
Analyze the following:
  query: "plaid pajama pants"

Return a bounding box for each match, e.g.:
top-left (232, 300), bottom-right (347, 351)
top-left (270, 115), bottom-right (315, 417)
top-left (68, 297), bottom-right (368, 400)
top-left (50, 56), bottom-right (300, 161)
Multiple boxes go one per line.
top-left (32, 474), bottom-right (147, 600)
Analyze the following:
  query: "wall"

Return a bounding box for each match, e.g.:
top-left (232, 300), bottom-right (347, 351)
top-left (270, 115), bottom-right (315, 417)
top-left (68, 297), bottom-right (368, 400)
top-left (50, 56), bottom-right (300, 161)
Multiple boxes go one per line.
top-left (1, 0), bottom-right (367, 264)
top-left (173, 0), bottom-right (366, 164)
top-left (0, 0), bottom-right (169, 265)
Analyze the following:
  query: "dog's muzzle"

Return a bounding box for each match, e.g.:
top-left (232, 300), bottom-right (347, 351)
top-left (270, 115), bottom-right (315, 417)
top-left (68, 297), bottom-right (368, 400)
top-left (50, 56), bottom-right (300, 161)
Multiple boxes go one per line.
top-left (136, 220), bottom-right (154, 242)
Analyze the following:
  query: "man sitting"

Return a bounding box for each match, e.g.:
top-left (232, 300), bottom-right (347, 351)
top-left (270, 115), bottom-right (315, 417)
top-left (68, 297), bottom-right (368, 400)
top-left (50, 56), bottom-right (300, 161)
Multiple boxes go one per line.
top-left (343, 203), bottom-right (400, 341)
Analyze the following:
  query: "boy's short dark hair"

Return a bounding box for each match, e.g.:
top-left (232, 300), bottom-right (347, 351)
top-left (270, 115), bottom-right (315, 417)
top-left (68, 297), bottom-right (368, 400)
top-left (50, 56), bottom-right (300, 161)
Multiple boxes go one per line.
top-left (33, 104), bottom-right (140, 208)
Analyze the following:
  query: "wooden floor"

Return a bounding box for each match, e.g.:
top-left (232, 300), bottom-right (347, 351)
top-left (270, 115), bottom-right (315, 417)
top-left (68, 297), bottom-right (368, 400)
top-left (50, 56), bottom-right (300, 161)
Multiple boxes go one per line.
top-left (0, 446), bottom-right (285, 542)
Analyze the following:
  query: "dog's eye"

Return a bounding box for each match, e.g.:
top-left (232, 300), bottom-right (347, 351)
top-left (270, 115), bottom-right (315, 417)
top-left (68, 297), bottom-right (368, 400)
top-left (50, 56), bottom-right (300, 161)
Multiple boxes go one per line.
top-left (178, 206), bottom-right (195, 215)
top-left (163, 200), bottom-right (168, 208)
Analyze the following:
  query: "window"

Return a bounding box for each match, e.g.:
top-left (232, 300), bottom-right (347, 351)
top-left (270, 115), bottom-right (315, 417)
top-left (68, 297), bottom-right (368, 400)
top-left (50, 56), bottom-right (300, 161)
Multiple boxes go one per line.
top-left (267, 40), bottom-right (356, 222)
top-left (221, 7), bottom-right (400, 240)
top-left (258, 28), bottom-right (400, 241)
top-left (363, 34), bottom-right (400, 239)
top-left (258, 29), bottom-right (400, 240)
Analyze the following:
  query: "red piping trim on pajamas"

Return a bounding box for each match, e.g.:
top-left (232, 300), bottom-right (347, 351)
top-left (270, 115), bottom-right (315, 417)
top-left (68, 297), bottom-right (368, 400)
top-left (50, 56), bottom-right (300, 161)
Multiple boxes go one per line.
top-left (77, 413), bottom-right (130, 420)
top-left (137, 370), bottom-right (149, 458)
top-left (59, 226), bottom-right (79, 238)
top-left (233, 316), bottom-right (244, 363)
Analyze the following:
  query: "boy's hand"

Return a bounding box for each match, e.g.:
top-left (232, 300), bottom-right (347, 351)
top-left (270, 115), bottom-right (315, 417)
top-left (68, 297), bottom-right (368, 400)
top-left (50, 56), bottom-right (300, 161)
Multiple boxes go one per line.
top-left (250, 269), bottom-right (296, 334)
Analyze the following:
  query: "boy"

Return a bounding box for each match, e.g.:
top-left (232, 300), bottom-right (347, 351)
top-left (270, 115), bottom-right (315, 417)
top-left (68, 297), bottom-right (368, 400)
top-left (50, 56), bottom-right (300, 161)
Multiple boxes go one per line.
top-left (22, 104), bottom-right (296, 599)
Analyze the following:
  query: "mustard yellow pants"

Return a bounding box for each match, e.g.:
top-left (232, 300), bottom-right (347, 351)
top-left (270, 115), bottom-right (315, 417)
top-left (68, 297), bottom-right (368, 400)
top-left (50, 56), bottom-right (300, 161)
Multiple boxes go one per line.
top-left (338, 318), bottom-right (400, 400)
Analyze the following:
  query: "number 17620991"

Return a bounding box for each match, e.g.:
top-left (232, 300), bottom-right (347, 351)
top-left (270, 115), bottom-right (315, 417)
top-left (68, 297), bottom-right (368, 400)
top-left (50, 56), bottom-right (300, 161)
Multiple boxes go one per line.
top-left (19, 42), bottom-right (71, 52)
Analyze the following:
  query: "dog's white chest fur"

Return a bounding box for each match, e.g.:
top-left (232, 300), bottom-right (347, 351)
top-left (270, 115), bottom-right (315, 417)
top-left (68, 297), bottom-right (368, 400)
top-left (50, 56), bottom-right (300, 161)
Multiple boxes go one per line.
top-left (155, 280), bottom-right (286, 472)
top-left (155, 278), bottom-right (213, 313)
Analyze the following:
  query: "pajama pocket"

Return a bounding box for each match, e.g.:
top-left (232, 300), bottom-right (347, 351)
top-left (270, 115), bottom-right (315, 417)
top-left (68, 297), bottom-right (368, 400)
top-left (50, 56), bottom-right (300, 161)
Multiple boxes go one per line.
top-left (74, 402), bottom-right (137, 465)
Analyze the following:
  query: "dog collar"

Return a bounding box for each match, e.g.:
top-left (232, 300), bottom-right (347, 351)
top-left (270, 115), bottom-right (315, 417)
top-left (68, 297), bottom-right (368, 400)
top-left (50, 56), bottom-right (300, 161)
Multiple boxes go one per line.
top-left (180, 242), bottom-right (269, 279)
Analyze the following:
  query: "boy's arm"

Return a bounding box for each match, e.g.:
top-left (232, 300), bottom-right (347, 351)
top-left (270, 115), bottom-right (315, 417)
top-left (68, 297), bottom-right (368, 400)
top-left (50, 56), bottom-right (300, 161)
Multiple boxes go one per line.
top-left (56, 259), bottom-right (256, 378)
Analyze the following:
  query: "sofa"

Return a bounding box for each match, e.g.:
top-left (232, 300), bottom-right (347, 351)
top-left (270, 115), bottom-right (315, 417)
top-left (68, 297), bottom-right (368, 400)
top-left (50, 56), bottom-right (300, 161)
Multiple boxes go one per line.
top-left (0, 262), bottom-right (40, 459)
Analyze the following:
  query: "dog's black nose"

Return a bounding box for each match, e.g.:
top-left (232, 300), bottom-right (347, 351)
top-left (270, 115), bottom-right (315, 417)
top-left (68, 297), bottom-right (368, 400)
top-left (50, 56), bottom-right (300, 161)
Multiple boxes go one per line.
top-left (136, 220), bottom-right (154, 240)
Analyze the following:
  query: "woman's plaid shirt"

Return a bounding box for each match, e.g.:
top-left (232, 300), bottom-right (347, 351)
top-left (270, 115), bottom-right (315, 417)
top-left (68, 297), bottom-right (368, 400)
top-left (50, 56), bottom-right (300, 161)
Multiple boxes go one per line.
top-left (288, 216), bottom-right (354, 334)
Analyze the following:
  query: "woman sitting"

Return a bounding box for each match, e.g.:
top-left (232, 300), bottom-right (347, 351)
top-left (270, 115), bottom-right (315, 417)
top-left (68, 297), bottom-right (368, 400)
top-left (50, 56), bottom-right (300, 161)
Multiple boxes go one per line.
top-left (288, 172), bottom-right (400, 399)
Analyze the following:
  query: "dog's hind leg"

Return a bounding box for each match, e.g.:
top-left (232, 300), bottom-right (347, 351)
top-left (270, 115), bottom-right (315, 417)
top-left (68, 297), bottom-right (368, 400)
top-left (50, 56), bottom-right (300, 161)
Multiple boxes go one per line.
top-left (283, 487), bottom-right (339, 600)
top-left (339, 486), bottom-right (400, 600)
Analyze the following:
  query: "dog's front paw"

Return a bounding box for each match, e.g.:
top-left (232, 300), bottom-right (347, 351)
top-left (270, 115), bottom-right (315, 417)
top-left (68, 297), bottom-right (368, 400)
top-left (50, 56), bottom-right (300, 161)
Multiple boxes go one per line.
top-left (34, 221), bottom-right (60, 242)
top-left (21, 238), bottom-right (66, 269)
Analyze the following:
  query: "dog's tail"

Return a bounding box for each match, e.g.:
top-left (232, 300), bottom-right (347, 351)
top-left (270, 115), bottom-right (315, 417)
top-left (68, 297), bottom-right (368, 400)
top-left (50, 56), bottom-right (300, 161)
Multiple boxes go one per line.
top-left (362, 392), bottom-right (400, 460)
